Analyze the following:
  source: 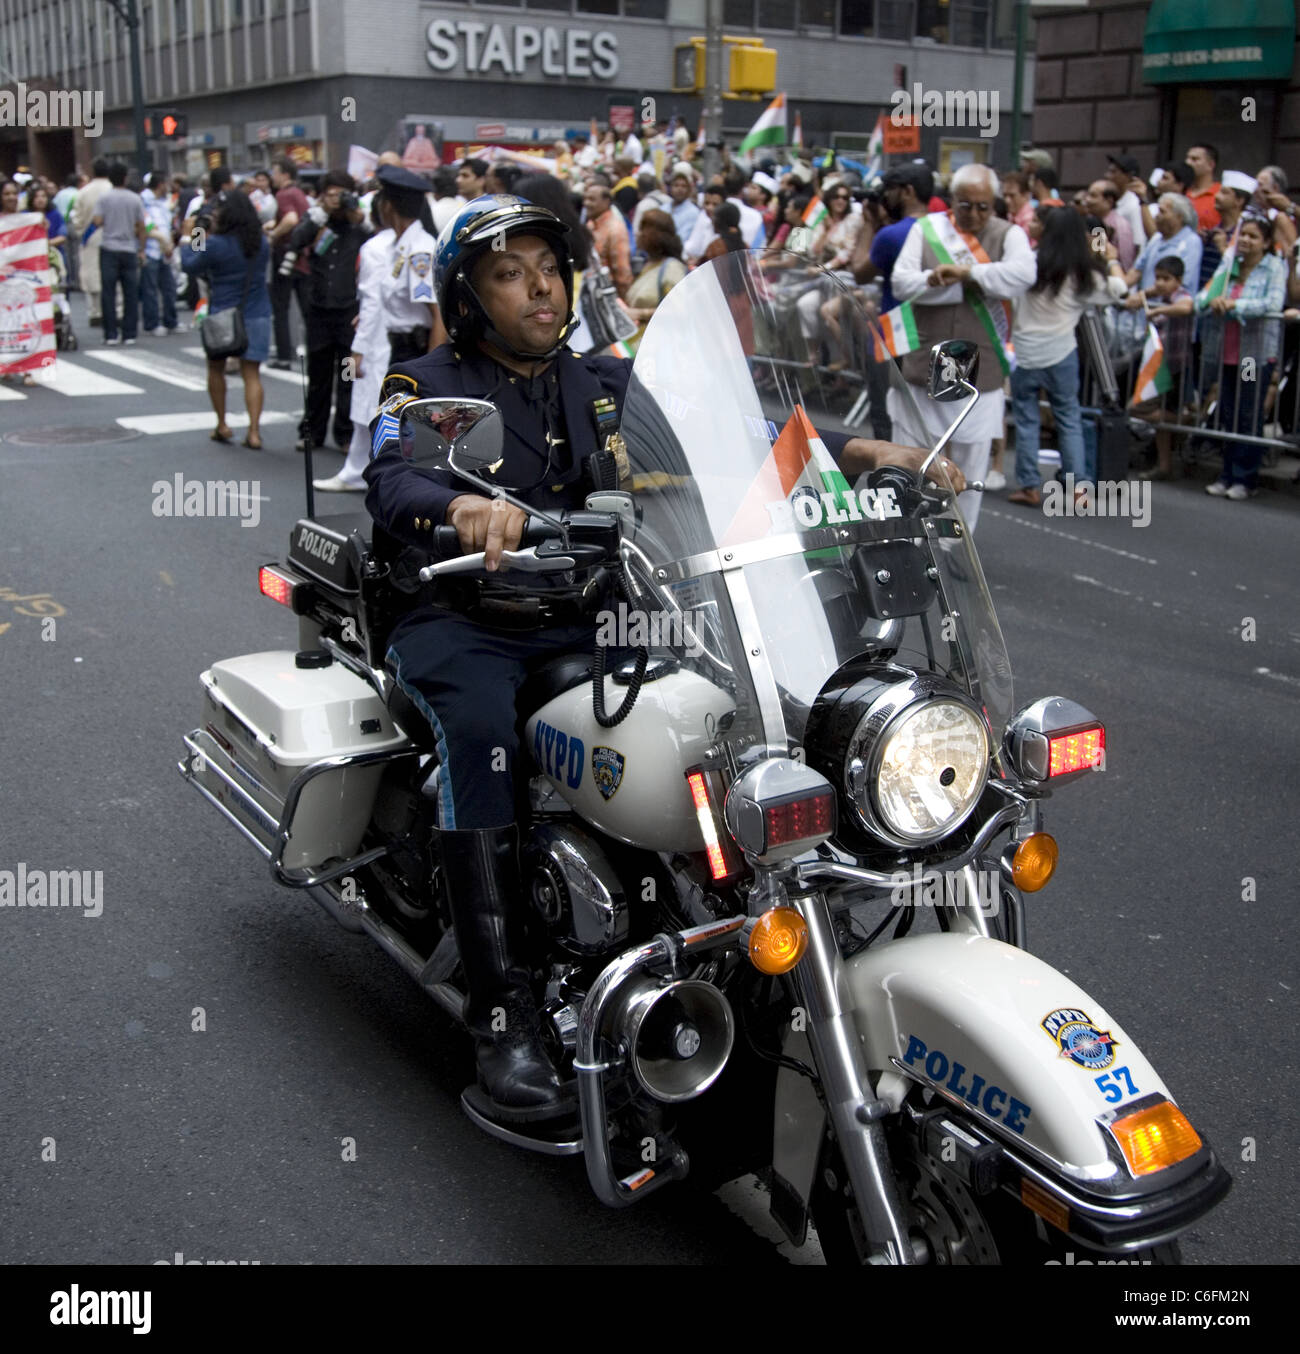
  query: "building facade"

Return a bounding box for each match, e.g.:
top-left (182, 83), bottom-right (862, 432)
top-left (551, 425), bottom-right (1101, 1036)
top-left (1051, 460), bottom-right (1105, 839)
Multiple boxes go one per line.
top-left (2, 0), bottom-right (1037, 181)
top-left (1030, 0), bottom-right (1299, 192)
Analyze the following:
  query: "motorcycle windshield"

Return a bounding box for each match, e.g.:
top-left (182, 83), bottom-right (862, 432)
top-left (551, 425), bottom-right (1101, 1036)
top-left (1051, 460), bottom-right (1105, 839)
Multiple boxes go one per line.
top-left (619, 250), bottom-right (1014, 756)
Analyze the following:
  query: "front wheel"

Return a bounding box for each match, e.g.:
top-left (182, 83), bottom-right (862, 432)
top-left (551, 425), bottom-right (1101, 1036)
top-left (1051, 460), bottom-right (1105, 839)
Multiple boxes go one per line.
top-left (809, 1118), bottom-right (1181, 1266)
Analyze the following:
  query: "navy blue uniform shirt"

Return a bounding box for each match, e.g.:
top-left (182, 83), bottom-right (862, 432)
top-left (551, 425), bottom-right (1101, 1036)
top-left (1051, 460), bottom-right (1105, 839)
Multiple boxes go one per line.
top-left (365, 343), bottom-right (630, 554)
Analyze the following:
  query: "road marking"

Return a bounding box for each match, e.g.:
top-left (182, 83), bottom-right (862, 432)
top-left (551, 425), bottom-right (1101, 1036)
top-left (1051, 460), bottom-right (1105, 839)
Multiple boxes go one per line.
top-left (85, 349), bottom-right (209, 391)
top-left (117, 410), bottom-right (294, 434)
top-left (1255, 666), bottom-right (1300, 689)
top-left (2, 362), bottom-right (144, 397)
top-left (981, 507), bottom-right (1158, 565)
top-left (713, 1173), bottom-right (824, 1265)
top-left (181, 347), bottom-right (305, 385)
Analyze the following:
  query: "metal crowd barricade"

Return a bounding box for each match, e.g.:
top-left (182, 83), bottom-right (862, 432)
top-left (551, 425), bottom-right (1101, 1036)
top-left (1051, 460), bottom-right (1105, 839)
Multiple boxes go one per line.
top-left (1078, 306), bottom-right (1299, 474)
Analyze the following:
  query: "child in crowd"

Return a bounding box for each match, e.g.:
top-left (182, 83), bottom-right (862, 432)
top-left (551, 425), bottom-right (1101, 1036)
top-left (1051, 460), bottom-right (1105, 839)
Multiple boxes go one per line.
top-left (1135, 256), bottom-right (1195, 480)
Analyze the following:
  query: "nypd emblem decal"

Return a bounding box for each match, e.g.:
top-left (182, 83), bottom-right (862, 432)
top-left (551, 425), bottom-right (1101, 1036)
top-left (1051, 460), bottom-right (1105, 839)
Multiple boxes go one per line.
top-left (592, 746), bottom-right (625, 801)
top-left (1042, 1007), bottom-right (1118, 1071)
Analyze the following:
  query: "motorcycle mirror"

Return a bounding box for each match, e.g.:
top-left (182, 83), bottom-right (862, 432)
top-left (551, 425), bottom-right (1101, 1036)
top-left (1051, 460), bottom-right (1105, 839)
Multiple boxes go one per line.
top-left (399, 398), bottom-right (504, 473)
top-left (928, 340), bottom-right (980, 402)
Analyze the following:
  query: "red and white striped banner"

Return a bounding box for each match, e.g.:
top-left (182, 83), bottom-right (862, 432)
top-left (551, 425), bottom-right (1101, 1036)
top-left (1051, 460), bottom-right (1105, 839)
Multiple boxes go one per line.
top-left (0, 212), bottom-right (56, 375)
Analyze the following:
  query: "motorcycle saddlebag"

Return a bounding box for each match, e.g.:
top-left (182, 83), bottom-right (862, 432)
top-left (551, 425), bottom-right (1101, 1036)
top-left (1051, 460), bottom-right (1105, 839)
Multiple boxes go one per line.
top-left (194, 651), bottom-right (409, 870)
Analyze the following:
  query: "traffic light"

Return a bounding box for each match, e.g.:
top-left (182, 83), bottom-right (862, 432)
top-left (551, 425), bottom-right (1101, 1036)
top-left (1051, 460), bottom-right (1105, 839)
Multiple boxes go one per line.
top-left (671, 38), bottom-right (776, 98)
top-left (144, 108), bottom-right (187, 139)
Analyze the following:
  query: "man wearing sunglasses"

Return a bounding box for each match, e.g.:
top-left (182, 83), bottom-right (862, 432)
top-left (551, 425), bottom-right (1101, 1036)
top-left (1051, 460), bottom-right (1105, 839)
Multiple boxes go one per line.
top-left (888, 163), bottom-right (1035, 528)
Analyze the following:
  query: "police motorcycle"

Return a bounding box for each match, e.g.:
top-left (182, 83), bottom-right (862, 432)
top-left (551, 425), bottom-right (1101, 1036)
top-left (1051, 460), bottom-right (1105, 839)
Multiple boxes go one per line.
top-left (179, 250), bottom-right (1230, 1264)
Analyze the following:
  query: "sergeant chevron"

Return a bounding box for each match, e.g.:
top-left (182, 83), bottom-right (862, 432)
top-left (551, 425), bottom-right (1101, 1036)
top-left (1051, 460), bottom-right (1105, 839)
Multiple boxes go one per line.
top-left (0, 864), bottom-right (104, 917)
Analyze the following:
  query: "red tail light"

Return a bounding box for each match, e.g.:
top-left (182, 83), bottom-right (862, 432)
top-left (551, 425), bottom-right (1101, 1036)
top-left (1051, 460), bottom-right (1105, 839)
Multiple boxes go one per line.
top-left (1048, 727), bottom-right (1104, 777)
top-left (686, 769), bottom-right (741, 882)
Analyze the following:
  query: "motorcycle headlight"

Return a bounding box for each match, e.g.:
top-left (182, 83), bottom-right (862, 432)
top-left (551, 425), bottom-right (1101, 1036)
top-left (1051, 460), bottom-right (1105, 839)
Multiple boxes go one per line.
top-left (867, 699), bottom-right (989, 842)
top-left (809, 669), bottom-right (990, 849)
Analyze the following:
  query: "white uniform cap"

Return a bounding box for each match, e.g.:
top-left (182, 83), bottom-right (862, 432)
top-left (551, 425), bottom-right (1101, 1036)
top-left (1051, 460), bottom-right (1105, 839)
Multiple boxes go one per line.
top-left (1222, 170), bottom-right (1258, 195)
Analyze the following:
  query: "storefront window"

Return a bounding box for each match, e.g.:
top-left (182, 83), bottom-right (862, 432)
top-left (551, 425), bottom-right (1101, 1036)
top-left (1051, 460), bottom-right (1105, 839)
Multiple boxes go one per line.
top-left (950, 2), bottom-right (989, 45)
top-left (877, 0), bottom-right (912, 40)
top-left (576, 0), bottom-right (619, 13)
top-left (916, 0), bottom-right (947, 41)
top-left (174, 0), bottom-right (187, 36)
top-left (522, 0), bottom-right (564, 9)
top-left (838, 0), bottom-right (873, 36)
top-left (624, 0), bottom-right (669, 18)
top-left (802, 0), bottom-right (834, 28)
top-left (757, 0), bottom-right (796, 30)
top-left (724, 0), bottom-right (756, 26)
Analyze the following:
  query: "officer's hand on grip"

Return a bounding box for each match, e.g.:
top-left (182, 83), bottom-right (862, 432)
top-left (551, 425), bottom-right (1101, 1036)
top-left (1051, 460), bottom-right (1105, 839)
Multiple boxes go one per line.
top-left (446, 495), bottom-right (528, 572)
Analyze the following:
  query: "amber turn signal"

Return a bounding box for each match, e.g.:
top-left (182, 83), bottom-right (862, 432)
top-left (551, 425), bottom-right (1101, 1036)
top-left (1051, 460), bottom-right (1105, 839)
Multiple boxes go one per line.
top-left (1110, 1100), bottom-right (1203, 1177)
top-left (1011, 833), bottom-right (1059, 892)
top-left (747, 907), bottom-right (809, 975)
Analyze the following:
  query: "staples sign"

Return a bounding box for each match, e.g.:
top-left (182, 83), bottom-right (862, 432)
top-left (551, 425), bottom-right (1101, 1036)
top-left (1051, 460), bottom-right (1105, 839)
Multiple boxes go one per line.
top-left (426, 21), bottom-right (619, 81)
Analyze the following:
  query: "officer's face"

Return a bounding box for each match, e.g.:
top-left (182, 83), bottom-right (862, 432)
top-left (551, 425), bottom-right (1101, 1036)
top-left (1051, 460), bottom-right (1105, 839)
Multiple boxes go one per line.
top-left (471, 234), bottom-right (567, 354)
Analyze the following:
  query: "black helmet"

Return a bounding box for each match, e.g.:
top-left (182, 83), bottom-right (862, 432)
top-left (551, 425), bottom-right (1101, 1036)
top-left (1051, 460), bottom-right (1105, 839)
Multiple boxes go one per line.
top-left (434, 194), bottom-right (576, 361)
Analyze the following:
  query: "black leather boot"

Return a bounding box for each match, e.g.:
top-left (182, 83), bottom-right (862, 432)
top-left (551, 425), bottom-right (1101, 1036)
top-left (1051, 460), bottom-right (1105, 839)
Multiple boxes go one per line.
top-left (438, 826), bottom-right (574, 1123)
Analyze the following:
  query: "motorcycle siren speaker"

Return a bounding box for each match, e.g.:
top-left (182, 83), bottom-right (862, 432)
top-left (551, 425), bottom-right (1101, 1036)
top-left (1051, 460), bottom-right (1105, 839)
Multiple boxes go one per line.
top-left (608, 977), bottom-right (735, 1103)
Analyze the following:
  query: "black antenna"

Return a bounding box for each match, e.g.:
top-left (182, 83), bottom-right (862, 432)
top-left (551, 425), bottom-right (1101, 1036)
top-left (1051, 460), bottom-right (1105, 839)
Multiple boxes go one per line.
top-left (299, 348), bottom-right (314, 518)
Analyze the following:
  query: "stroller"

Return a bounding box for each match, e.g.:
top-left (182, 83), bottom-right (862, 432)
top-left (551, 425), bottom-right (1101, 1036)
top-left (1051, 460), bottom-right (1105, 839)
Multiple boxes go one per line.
top-left (49, 246), bottom-right (77, 351)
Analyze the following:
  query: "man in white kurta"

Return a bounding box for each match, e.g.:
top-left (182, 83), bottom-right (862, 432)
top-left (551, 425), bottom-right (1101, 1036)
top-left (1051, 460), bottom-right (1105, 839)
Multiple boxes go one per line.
top-left (889, 164), bottom-right (1035, 529)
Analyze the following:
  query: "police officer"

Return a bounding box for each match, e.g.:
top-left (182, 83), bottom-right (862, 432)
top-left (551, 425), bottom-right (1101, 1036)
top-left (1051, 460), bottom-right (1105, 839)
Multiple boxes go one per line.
top-left (374, 164), bottom-right (445, 366)
top-left (365, 196), bottom-right (959, 1125)
top-left (365, 196), bottom-right (626, 1124)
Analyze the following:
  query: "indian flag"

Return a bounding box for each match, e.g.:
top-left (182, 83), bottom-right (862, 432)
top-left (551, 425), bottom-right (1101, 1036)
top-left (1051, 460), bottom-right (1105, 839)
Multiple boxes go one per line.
top-left (1131, 323), bottom-right (1172, 405)
top-left (802, 195), bottom-right (828, 231)
top-left (721, 404), bottom-right (851, 546)
top-left (609, 337), bottom-right (637, 360)
top-left (866, 113), bottom-right (885, 172)
top-left (792, 111), bottom-right (803, 151)
top-left (739, 92), bottom-right (787, 156)
top-left (874, 301), bottom-right (920, 361)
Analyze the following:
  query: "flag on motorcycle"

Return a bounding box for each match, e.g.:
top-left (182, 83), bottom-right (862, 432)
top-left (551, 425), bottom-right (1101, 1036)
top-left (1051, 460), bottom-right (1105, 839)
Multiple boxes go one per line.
top-left (874, 300), bottom-right (920, 361)
top-left (721, 404), bottom-right (852, 546)
top-left (802, 195), bottom-right (829, 231)
top-left (0, 212), bottom-right (56, 377)
top-left (739, 93), bottom-right (786, 156)
top-left (1130, 322), bottom-right (1172, 405)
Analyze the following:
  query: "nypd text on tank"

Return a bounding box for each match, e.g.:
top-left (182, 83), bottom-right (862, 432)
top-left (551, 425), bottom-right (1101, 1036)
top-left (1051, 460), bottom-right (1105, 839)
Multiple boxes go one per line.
top-left (426, 21), bottom-right (619, 80)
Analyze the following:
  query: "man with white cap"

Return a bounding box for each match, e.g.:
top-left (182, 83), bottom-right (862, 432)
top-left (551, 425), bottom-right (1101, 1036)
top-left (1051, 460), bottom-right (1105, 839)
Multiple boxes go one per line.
top-left (1200, 171), bottom-right (1259, 289)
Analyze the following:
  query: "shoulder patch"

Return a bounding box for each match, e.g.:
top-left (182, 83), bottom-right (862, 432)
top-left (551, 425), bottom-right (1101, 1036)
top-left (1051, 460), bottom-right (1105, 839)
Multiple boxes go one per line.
top-left (380, 372), bottom-right (420, 402)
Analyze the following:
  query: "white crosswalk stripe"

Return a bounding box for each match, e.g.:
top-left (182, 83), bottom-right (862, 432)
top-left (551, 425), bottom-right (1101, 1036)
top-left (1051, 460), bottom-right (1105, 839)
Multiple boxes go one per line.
top-left (181, 347), bottom-right (306, 385)
top-left (84, 348), bottom-right (210, 391)
top-left (117, 411), bottom-right (295, 434)
top-left (29, 361), bottom-right (144, 396)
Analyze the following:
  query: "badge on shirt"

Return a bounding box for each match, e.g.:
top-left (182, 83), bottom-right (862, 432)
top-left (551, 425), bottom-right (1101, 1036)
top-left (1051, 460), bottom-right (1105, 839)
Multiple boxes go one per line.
top-left (409, 252), bottom-right (433, 302)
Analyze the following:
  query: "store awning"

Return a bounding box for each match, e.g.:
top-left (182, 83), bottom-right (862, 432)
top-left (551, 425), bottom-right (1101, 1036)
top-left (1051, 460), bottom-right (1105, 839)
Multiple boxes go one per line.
top-left (1142, 0), bottom-right (1296, 83)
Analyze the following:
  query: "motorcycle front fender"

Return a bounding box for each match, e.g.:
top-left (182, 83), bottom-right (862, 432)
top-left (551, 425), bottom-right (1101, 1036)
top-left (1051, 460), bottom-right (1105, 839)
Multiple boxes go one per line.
top-left (772, 932), bottom-right (1228, 1250)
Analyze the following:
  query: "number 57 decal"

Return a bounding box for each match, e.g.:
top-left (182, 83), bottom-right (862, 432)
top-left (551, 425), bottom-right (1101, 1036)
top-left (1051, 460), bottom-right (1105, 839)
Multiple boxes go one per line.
top-left (1095, 1065), bottom-right (1140, 1103)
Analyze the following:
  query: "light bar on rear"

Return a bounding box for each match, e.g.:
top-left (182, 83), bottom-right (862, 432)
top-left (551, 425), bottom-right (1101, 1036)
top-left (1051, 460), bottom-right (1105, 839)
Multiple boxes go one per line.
top-left (258, 564), bottom-right (313, 614)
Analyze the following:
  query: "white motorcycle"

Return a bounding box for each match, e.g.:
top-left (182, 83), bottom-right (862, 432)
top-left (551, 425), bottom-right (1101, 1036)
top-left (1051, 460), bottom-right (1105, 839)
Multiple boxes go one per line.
top-left (180, 253), bottom-right (1230, 1264)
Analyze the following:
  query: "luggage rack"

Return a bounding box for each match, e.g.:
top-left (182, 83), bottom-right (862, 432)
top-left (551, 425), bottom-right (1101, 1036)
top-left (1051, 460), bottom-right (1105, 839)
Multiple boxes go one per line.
top-left (179, 728), bottom-right (418, 889)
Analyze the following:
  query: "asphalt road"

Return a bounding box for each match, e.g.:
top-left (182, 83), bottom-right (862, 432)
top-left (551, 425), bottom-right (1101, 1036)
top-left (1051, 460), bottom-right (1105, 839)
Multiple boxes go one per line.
top-left (0, 297), bottom-right (1294, 1266)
